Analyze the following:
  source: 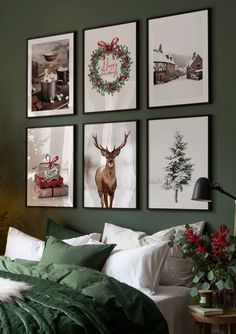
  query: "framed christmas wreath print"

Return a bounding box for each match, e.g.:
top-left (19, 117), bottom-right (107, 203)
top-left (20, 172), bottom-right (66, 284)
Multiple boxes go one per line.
top-left (83, 120), bottom-right (137, 208)
top-left (27, 32), bottom-right (74, 118)
top-left (83, 21), bottom-right (137, 113)
top-left (148, 116), bottom-right (209, 210)
top-left (148, 9), bottom-right (209, 108)
top-left (26, 125), bottom-right (75, 207)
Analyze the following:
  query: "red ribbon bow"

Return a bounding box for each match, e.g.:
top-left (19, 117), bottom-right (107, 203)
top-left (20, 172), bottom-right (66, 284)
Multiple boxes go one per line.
top-left (45, 154), bottom-right (59, 169)
top-left (98, 37), bottom-right (119, 59)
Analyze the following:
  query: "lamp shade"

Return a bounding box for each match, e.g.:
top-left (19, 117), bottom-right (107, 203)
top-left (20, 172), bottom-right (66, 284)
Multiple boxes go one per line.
top-left (192, 177), bottom-right (212, 202)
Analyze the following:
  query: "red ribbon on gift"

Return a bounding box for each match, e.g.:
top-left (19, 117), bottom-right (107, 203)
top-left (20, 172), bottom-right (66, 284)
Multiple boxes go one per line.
top-left (98, 37), bottom-right (119, 59)
top-left (44, 154), bottom-right (59, 169)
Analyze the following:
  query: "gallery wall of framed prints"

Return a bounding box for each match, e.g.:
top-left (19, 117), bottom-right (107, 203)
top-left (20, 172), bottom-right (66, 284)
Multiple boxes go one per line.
top-left (25, 8), bottom-right (211, 212)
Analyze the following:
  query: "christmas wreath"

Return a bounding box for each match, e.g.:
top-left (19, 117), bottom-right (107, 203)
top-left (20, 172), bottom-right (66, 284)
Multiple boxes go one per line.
top-left (88, 37), bottom-right (132, 96)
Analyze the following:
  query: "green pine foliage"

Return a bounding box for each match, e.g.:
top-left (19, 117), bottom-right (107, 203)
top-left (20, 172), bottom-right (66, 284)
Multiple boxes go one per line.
top-left (163, 130), bottom-right (194, 203)
top-left (88, 45), bottom-right (132, 96)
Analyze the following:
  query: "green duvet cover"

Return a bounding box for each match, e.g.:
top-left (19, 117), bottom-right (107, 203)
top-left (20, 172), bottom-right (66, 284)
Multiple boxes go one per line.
top-left (0, 257), bottom-right (168, 334)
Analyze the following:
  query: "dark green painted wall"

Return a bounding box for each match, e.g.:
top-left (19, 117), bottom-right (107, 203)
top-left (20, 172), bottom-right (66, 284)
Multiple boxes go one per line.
top-left (0, 0), bottom-right (236, 251)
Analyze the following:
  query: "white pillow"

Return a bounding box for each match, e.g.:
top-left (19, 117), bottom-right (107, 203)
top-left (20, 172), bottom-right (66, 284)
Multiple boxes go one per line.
top-left (4, 228), bottom-right (102, 261)
top-left (139, 221), bottom-right (206, 287)
top-left (102, 241), bottom-right (169, 295)
top-left (5, 227), bottom-right (45, 261)
top-left (102, 223), bottom-right (146, 250)
top-left (63, 233), bottom-right (101, 246)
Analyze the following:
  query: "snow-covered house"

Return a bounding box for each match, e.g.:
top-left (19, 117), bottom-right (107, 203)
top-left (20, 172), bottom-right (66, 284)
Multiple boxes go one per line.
top-left (153, 44), bottom-right (176, 84)
top-left (186, 52), bottom-right (203, 80)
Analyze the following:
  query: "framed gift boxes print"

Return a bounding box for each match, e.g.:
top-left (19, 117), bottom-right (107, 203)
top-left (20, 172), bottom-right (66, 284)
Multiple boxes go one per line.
top-left (148, 9), bottom-right (209, 108)
top-left (26, 125), bottom-right (75, 207)
top-left (27, 32), bottom-right (74, 118)
top-left (83, 21), bottom-right (137, 113)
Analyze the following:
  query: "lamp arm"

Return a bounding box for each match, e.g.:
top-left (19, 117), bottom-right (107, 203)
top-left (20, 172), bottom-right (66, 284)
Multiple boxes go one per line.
top-left (213, 184), bottom-right (236, 200)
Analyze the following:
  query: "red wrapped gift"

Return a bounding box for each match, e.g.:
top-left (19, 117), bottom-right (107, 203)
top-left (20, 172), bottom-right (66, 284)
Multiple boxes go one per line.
top-left (52, 185), bottom-right (69, 197)
top-left (35, 174), bottom-right (64, 189)
top-left (34, 154), bottom-right (60, 180)
top-left (35, 185), bottom-right (69, 198)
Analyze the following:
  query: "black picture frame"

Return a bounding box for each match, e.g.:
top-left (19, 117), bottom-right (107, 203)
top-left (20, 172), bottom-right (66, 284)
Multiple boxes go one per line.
top-left (147, 9), bottom-right (209, 108)
top-left (83, 21), bottom-right (138, 113)
top-left (27, 32), bottom-right (75, 118)
top-left (83, 120), bottom-right (138, 209)
top-left (147, 115), bottom-right (209, 210)
top-left (26, 125), bottom-right (75, 208)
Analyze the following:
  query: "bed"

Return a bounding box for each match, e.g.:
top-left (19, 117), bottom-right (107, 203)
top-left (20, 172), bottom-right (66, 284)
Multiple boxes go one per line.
top-left (1, 219), bottom-right (206, 334)
top-left (0, 258), bottom-right (168, 333)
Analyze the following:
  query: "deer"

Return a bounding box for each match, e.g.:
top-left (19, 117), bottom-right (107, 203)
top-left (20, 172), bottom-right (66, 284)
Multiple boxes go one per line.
top-left (92, 132), bottom-right (130, 208)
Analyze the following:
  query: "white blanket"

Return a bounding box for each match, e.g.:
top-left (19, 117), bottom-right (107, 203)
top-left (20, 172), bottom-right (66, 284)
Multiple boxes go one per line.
top-left (0, 277), bottom-right (31, 303)
top-left (151, 285), bottom-right (194, 334)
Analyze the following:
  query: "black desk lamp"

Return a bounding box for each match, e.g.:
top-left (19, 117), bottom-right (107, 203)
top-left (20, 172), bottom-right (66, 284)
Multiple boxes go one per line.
top-left (192, 177), bottom-right (236, 235)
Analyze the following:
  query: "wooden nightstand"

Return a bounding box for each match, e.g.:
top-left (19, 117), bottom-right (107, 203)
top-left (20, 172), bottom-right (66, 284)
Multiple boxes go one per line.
top-left (189, 308), bottom-right (236, 334)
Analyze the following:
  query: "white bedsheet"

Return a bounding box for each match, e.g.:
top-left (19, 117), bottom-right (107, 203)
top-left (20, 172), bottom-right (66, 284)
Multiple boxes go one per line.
top-left (150, 286), bottom-right (194, 334)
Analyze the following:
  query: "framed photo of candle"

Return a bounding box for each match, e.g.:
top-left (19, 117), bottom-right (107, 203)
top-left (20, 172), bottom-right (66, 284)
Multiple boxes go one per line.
top-left (27, 32), bottom-right (74, 118)
top-left (83, 21), bottom-right (137, 113)
top-left (26, 125), bottom-right (75, 207)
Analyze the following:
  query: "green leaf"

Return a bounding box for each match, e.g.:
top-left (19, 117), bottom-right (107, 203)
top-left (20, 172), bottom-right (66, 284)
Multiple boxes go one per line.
top-left (190, 287), bottom-right (199, 297)
top-left (216, 280), bottom-right (225, 291)
top-left (201, 282), bottom-right (211, 290)
top-left (193, 275), bottom-right (200, 284)
top-left (198, 271), bottom-right (205, 279)
top-left (207, 271), bottom-right (214, 281)
top-left (224, 279), bottom-right (234, 290)
top-left (226, 244), bottom-right (235, 253)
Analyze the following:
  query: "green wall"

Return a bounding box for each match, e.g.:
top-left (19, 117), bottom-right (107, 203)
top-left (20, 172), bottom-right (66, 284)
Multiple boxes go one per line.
top-left (0, 0), bottom-right (236, 251)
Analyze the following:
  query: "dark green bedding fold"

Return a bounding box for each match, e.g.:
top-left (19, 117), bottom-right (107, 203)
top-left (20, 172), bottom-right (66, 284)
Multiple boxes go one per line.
top-left (0, 257), bottom-right (169, 334)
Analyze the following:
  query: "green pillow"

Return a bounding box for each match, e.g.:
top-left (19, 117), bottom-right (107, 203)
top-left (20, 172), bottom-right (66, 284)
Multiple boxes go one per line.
top-left (41, 236), bottom-right (115, 271)
top-left (46, 217), bottom-right (82, 239)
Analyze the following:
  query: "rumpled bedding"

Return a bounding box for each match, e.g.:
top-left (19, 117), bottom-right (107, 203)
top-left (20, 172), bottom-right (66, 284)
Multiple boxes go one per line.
top-left (0, 257), bottom-right (169, 334)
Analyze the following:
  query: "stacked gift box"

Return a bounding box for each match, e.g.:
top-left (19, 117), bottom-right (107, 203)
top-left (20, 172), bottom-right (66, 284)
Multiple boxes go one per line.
top-left (34, 155), bottom-right (69, 198)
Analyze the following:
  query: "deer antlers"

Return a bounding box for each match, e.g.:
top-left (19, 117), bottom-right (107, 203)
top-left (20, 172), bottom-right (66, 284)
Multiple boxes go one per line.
top-left (92, 131), bottom-right (130, 157)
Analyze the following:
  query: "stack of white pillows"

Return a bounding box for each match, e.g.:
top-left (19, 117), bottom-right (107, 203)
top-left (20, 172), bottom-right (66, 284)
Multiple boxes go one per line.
top-left (4, 221), bottom-right (206, 296)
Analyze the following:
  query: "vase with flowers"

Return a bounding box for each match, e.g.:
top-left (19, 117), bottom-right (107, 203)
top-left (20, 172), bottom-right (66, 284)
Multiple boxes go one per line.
top-left (169, 224), bottom-right (236, 308)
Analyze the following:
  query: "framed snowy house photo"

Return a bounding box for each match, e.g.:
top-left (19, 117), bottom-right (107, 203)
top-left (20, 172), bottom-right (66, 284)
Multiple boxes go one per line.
top-left (147, 9), bottom-right (209, 108)
top-left (148, 116), bottom-right (209, 210)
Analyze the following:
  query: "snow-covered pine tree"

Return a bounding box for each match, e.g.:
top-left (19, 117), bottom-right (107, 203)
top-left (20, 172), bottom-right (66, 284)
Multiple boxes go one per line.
top-left (163, 130), bottom-right (194, 203)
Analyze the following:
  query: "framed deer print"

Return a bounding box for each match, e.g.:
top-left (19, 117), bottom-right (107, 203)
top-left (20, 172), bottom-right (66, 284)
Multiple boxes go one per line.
top-left (148, 116), bottom-right (209, 210)
top-left (83, 21), bottom-right (137, 113)
top-left (27, 32), bottom-right (74, 118)
top-left (26, 125), bottom-right (75, 207)
top-left (148, 9), bottom-right (209, 108)
top-left (83, 121), bottom-right (137, 208)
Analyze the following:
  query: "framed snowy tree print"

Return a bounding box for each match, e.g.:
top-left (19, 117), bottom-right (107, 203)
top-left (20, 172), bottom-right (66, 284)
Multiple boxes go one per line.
top-left (148, 116), bottom-right (209, 210)
top-left (83, 21), bottom-right (137, 113)
top-left (148, 9), bottom-right (209, 108)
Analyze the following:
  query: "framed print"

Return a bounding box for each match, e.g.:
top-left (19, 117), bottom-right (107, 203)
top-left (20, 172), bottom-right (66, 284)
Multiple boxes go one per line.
top-left (84, 121), bottom-right (137, 208)
top-left (148, 116), bottom-right (209, 210)
top-left (148, 9), bottom-right (209, 108)
top-left (26, 125), bottom-right (75, 207)
top-left (84, 21), bottom-right (137, 113)
top-left (27, 32), bottom-right (74, 118)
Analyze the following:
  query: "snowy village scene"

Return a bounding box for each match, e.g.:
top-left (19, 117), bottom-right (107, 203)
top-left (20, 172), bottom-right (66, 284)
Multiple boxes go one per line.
top-left (148, 10), bottom-right (209, 107)
top-left (148, 116), bottom-right (209, 210)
